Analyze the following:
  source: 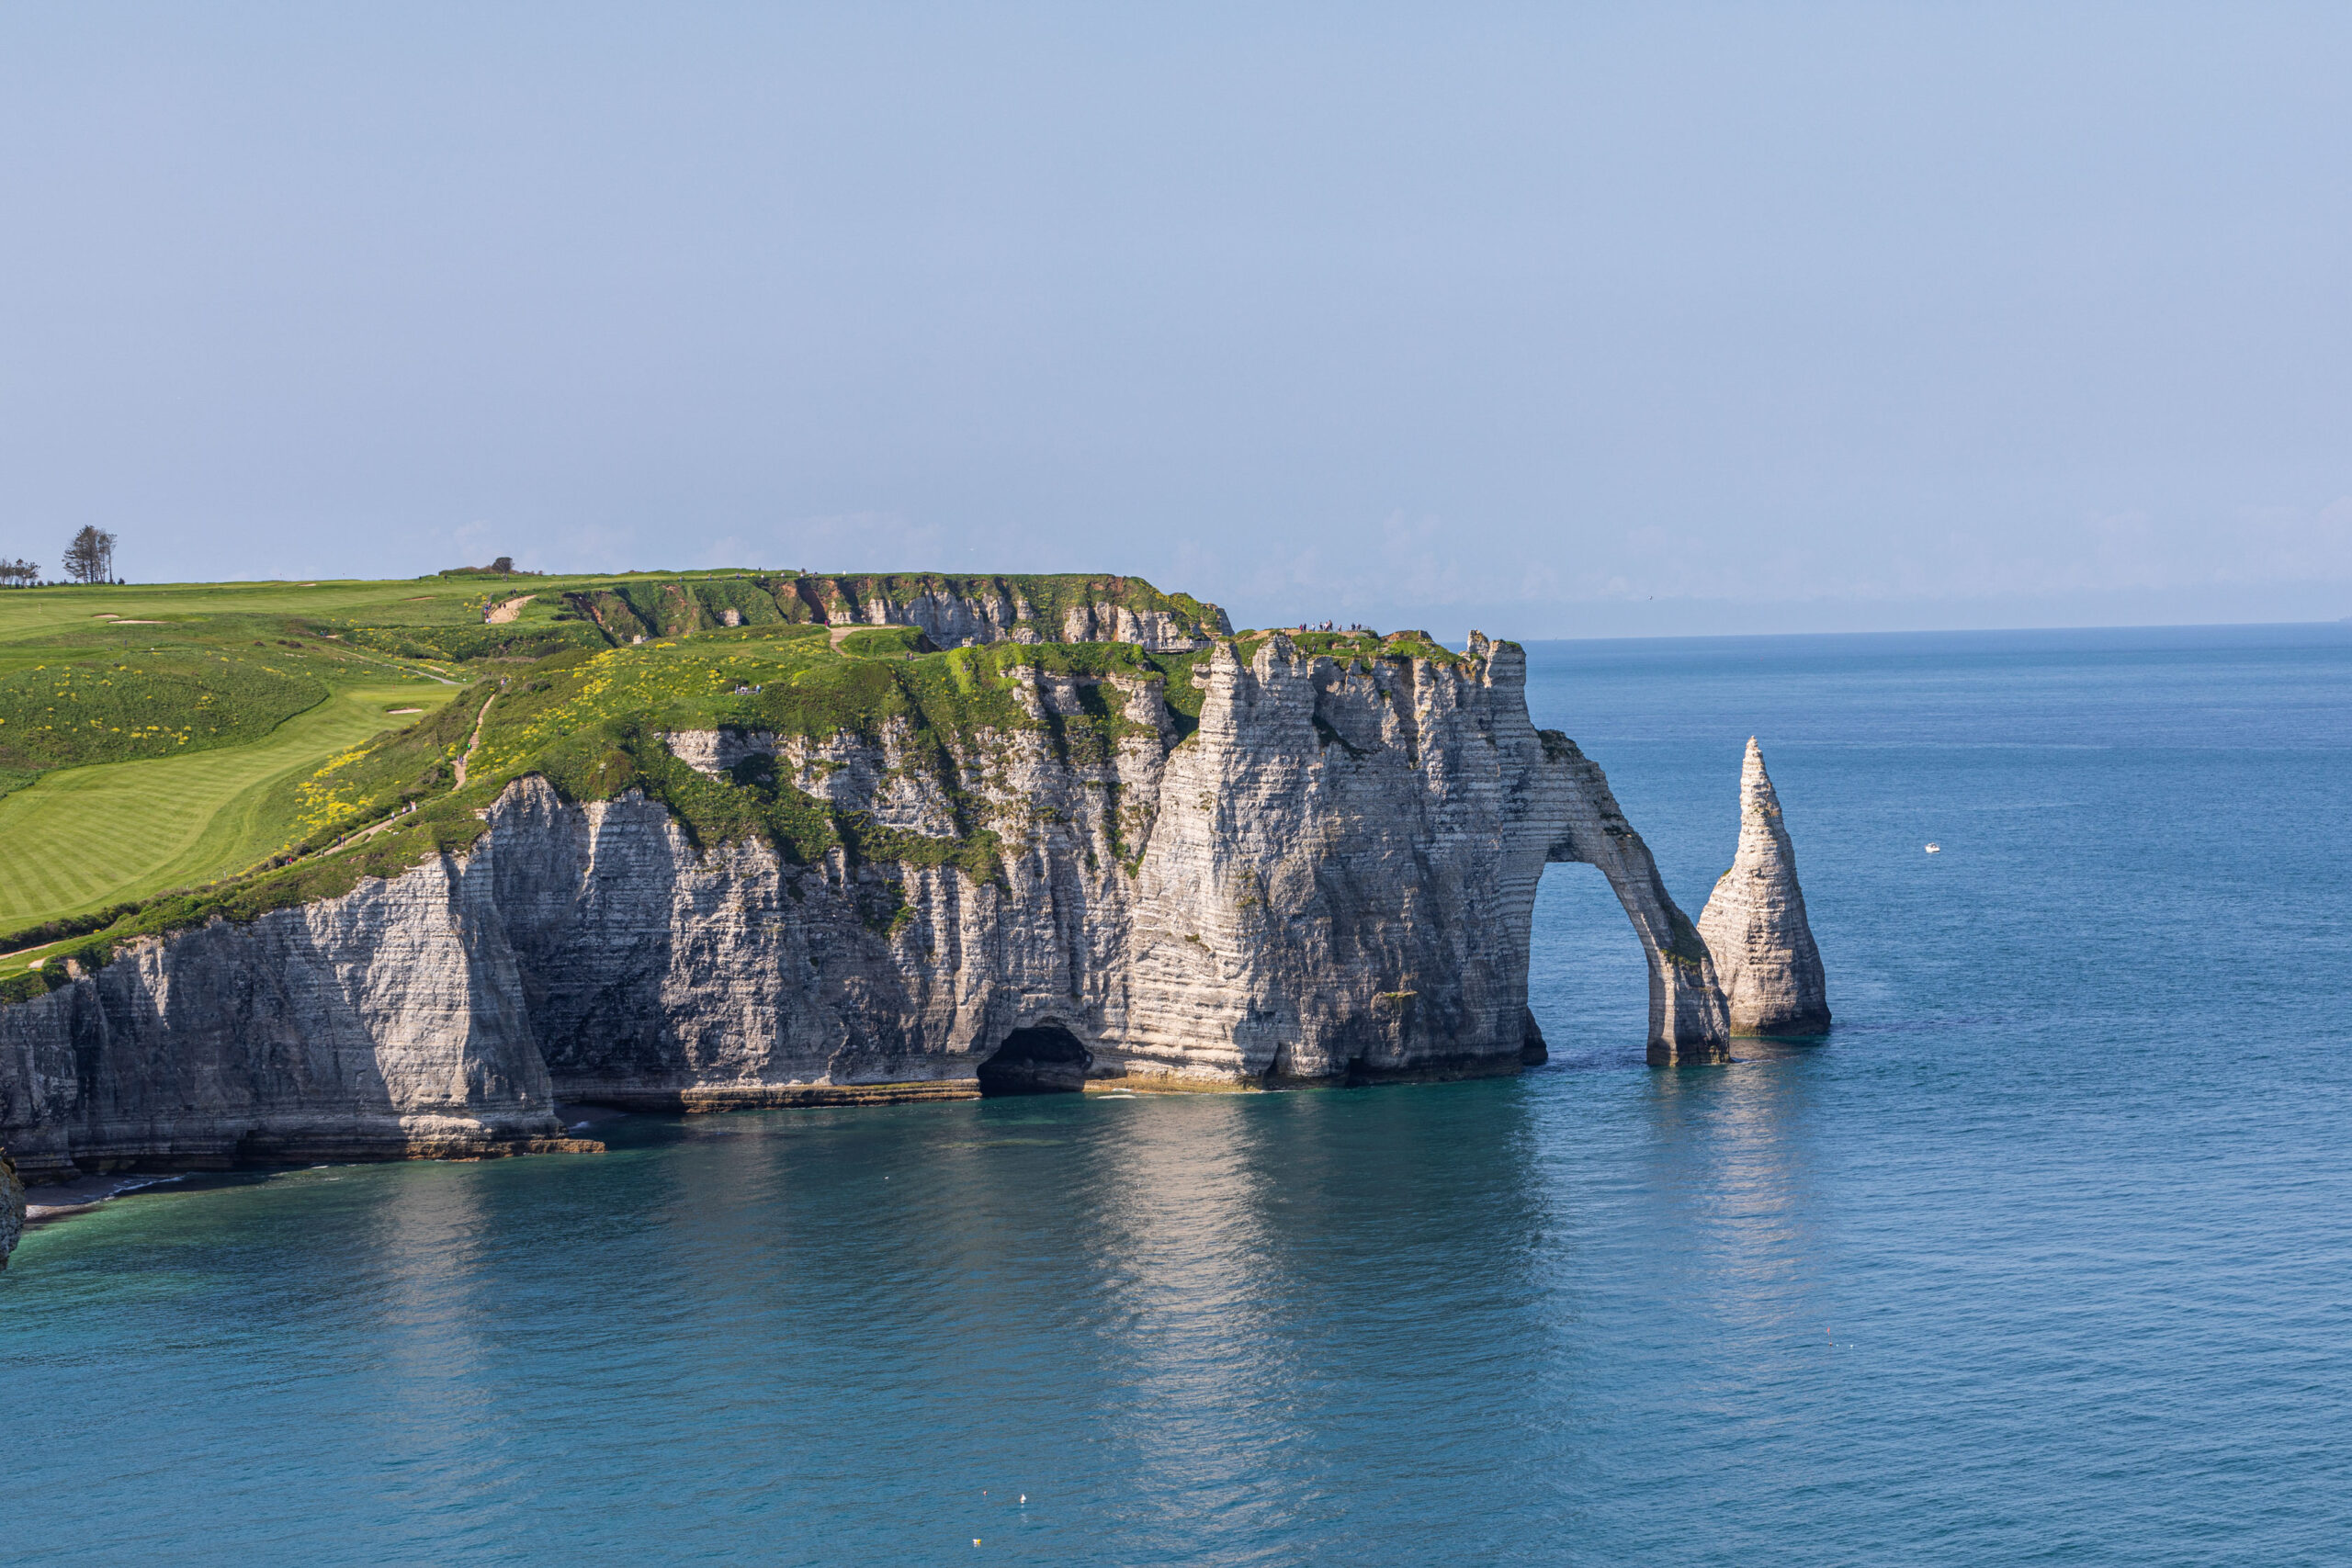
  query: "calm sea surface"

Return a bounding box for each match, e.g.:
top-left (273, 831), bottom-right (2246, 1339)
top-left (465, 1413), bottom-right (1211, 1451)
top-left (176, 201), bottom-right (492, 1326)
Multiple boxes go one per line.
top-left (7, 624), bottom-right (2350, 1565)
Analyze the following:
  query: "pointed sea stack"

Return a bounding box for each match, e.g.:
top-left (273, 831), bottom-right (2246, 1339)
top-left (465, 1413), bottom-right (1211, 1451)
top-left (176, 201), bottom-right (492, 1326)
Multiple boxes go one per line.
top-left (1698, 739), bottom-right (1830, 1036)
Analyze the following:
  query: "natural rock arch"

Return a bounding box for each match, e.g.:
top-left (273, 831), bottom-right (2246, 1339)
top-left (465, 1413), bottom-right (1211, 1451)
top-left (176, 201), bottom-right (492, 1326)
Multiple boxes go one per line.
top-left (1529, 730), bottom-right (1731, 1066)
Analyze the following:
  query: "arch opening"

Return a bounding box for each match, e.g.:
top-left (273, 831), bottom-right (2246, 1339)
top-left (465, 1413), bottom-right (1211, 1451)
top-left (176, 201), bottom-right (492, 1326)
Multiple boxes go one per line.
top-left (977, 1022), bottom-right (1091, 1097)
top-left (1531, 861), bottom-right (1654, 1066)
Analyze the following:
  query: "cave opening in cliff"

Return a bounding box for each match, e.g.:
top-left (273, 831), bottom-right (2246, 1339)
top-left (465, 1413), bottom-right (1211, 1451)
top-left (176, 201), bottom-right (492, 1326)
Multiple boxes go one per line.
top-left (977, 1022), bottom-right (1091, 1096)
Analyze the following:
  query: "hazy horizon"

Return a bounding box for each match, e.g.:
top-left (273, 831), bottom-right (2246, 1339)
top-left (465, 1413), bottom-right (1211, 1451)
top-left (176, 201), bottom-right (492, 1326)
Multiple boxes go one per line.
top-left (6, 5), bottom-right (2348, 639)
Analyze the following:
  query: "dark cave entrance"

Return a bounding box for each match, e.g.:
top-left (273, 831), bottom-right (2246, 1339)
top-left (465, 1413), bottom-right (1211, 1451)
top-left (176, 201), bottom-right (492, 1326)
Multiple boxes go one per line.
top-left (977, 1022), bottom-right (1092, 1097)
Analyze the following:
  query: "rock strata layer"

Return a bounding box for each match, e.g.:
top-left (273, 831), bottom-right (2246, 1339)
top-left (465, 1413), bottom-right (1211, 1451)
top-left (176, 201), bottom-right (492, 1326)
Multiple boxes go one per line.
top-left (1698, 739), bottom-right (1830, 1036)
top-left (794, 575), bottom-right (1230, 651)
top-left (0, 635), bottom-right (1732, 1182)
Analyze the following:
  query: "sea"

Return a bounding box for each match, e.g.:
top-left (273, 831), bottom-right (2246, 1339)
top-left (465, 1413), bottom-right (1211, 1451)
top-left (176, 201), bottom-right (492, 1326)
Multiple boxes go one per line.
top-left (6, 623), bottom-right (2349, 1565)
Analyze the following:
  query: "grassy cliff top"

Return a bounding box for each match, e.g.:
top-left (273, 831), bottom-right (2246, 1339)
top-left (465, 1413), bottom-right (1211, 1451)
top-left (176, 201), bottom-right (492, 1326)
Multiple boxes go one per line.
top-left (0, 626), bottom-right (1217, 992)
top-left (0, 570), bottom-right (1236, 765)
top-left (0, 570), bottom-right (1229, 930)
top-left (0, 569), bottom-right (1230, 676)
top-left (1232, 626), bottom-right (1476, 668)
top-left (0, 567), bottom-right (1467, 995)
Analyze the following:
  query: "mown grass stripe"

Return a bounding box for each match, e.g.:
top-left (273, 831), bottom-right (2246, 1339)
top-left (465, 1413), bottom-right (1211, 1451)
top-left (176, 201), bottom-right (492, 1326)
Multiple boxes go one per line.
top-left (0, 681), bottom-right (454, 930)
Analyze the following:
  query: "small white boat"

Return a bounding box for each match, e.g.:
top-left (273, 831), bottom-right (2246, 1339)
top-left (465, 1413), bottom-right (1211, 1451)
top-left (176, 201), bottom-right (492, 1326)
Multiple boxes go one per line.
top-left (1924, 842), bottom-right (1941, 853)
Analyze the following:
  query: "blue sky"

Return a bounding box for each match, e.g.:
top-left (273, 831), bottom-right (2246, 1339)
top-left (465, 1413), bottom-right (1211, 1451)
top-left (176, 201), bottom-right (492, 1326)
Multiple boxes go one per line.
top-left (5, 4), bottom-right (2348, 636)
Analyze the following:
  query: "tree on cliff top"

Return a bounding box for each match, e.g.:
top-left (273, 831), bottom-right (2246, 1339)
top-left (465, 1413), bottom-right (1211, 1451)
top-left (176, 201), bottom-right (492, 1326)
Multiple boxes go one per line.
top-left (62, 526), bottom-right (116, 584)
top-left (437, 557), bottom-right (529, 578)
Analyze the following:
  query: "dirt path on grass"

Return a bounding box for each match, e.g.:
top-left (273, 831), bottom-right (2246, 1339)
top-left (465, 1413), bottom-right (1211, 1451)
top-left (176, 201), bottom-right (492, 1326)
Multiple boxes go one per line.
top-left (328, 807), bottom-right (413, 855)
top-left (452, 693), bottom-right (496, 789)
top-left (295, 689), bottom-right (496, 869)
top-left (484, 594), bottom-right (536, 624)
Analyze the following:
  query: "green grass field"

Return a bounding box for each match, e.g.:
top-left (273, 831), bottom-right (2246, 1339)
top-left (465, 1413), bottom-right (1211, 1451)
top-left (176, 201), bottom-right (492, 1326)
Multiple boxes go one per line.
top-left (0, 678), bottom-right (452, 928)
top-left (0, 573), bottom-right (533, 942)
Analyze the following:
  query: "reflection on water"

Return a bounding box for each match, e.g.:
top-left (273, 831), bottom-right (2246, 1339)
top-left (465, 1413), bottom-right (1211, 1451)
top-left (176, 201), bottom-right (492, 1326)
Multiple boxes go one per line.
top-left (4, 1087), bottom-right (1569, 1564)
top-left (1645, 1048), bottom-right (1829, 1328)
top-left (1090, 1096), bottom-right (1292, 1518)
top-left (8, 1038), bottom-right (2351, 1565)
top-left (1080, 1089), bottom-right (1553, 1555)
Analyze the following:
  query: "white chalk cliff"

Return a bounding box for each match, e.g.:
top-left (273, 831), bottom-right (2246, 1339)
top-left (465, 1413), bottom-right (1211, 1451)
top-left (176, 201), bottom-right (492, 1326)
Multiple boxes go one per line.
top-left (791, 574), bottom-right (1227, 651)
top-left (1698, 738), bottom-right (1831, 1036)
top-left (0, 634), bottom-right (1740, 1184)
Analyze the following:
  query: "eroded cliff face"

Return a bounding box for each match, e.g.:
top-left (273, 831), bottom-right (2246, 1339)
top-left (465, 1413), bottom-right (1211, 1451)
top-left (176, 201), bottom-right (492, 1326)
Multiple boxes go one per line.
top-left (796, 575), bottom-right (1230, 651)
top-left (1, 1145), bottom-right (23, 1267)
top-left (1698, 739), bottom-right (1830, 1036)
top-left (560, 573), bottom-right (1233, 650)
top-left (817, 578), bottom-right (1038, 646)
top-left (0, 635), bottom-right (1727, 1181)
top-left (1056, 603), bottom-right (1214, 652)
top-left (1118, 633), bottom-right (1725, 1075)
top-left (0, 857), bottom-right (594, 1182)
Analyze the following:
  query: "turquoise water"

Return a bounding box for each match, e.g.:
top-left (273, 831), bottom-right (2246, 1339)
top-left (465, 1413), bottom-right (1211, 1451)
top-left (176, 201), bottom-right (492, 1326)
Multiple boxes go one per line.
top-left (7, 624), bottom-right (2350, 1564)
